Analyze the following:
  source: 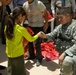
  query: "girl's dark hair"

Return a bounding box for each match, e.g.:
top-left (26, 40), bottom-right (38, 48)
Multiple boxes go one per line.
top-left (5, 6), bottom-right (26, 39)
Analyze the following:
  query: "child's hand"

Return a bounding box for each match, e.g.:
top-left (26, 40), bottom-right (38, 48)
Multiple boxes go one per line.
top-left (37, 31), bottom-right (47, 38)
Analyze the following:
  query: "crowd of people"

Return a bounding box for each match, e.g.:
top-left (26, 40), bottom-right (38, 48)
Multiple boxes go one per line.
top-left (0, 0), bottom-right (76, 75)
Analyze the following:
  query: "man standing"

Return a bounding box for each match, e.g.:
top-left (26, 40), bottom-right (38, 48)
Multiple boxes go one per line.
top-left (23, 0), bottom-right (48, 66)
top-left (0, 0), bottom-right (12, 75)
top-left (0, 0), bottom-right (12, 44)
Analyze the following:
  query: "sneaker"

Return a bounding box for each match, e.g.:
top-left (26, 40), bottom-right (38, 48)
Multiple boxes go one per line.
top-left (36, 59), bottom-right (42, 67)
top-left (24, 56), bottom-right (35, 60)
top-left (0, 65), bottom-right (6, 70)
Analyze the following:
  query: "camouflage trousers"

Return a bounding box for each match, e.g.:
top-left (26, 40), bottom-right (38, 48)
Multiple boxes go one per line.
top-left (60, 55), bottom-right (76, 75)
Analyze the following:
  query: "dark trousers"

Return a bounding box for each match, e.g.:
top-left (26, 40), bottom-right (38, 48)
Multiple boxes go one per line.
top-left (1, 21), bottom-right (6, 44)
top-left (8, 55), bottom-right (26, 75)
top-left (28, 27), bottom-right (43, 59)
top-left (1, 5), bottom-right (11, 44)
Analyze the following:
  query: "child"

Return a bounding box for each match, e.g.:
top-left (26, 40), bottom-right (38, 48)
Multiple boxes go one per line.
top-left (5, 6), bottom-right (43, 75)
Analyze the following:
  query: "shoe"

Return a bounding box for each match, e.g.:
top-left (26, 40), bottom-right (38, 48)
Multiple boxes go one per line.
top-left (24, 56), bottom-right (35, 60)
top-left (0, 65), bottom-right (6, 70)
top-left (36, 59), bottom-right (42, 67)
top-left (0, 73), bottom-right (2, 75)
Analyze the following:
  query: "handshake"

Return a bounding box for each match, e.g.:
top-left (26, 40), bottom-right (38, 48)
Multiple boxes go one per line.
top-left (37, 31), bottom-right (47, 38)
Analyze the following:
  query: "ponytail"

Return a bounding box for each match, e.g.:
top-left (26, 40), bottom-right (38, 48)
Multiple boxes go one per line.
top-left (5, 6), bottom-right (26, 40)
top-left (5, 15), bottom-right (15, 40)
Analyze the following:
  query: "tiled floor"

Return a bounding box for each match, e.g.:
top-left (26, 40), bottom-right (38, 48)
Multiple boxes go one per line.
top-left (0, 39), bottom-right (60, 75)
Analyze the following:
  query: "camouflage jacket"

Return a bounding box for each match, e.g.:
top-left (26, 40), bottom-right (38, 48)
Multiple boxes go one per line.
top-left (46, 19), bottom-right (76, 56)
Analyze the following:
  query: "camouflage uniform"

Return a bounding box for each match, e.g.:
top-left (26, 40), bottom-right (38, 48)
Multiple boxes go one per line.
top-left (46, 19), bottom-right (76, 75)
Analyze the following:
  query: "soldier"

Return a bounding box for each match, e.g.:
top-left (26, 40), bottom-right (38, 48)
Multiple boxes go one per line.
top-left (40, 7), bottom-right (76, 75)
top-left (0, 0), bottom-right (12, 44)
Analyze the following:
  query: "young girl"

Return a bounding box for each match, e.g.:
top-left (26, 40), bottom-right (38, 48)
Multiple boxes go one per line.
top-left (5, 6), bottom-right (43, 75)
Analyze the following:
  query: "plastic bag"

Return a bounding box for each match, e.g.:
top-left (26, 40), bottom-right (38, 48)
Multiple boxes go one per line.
top-left (41, 42), bottom-right (59, 61)
top-left (24, 42), bottom-right (59, 61)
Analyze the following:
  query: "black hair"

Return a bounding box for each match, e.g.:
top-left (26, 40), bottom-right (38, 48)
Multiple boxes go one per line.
top-left (5, 6), bottom-right (26, 40)
top-left (57, 7), bottom-right (72, 15)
